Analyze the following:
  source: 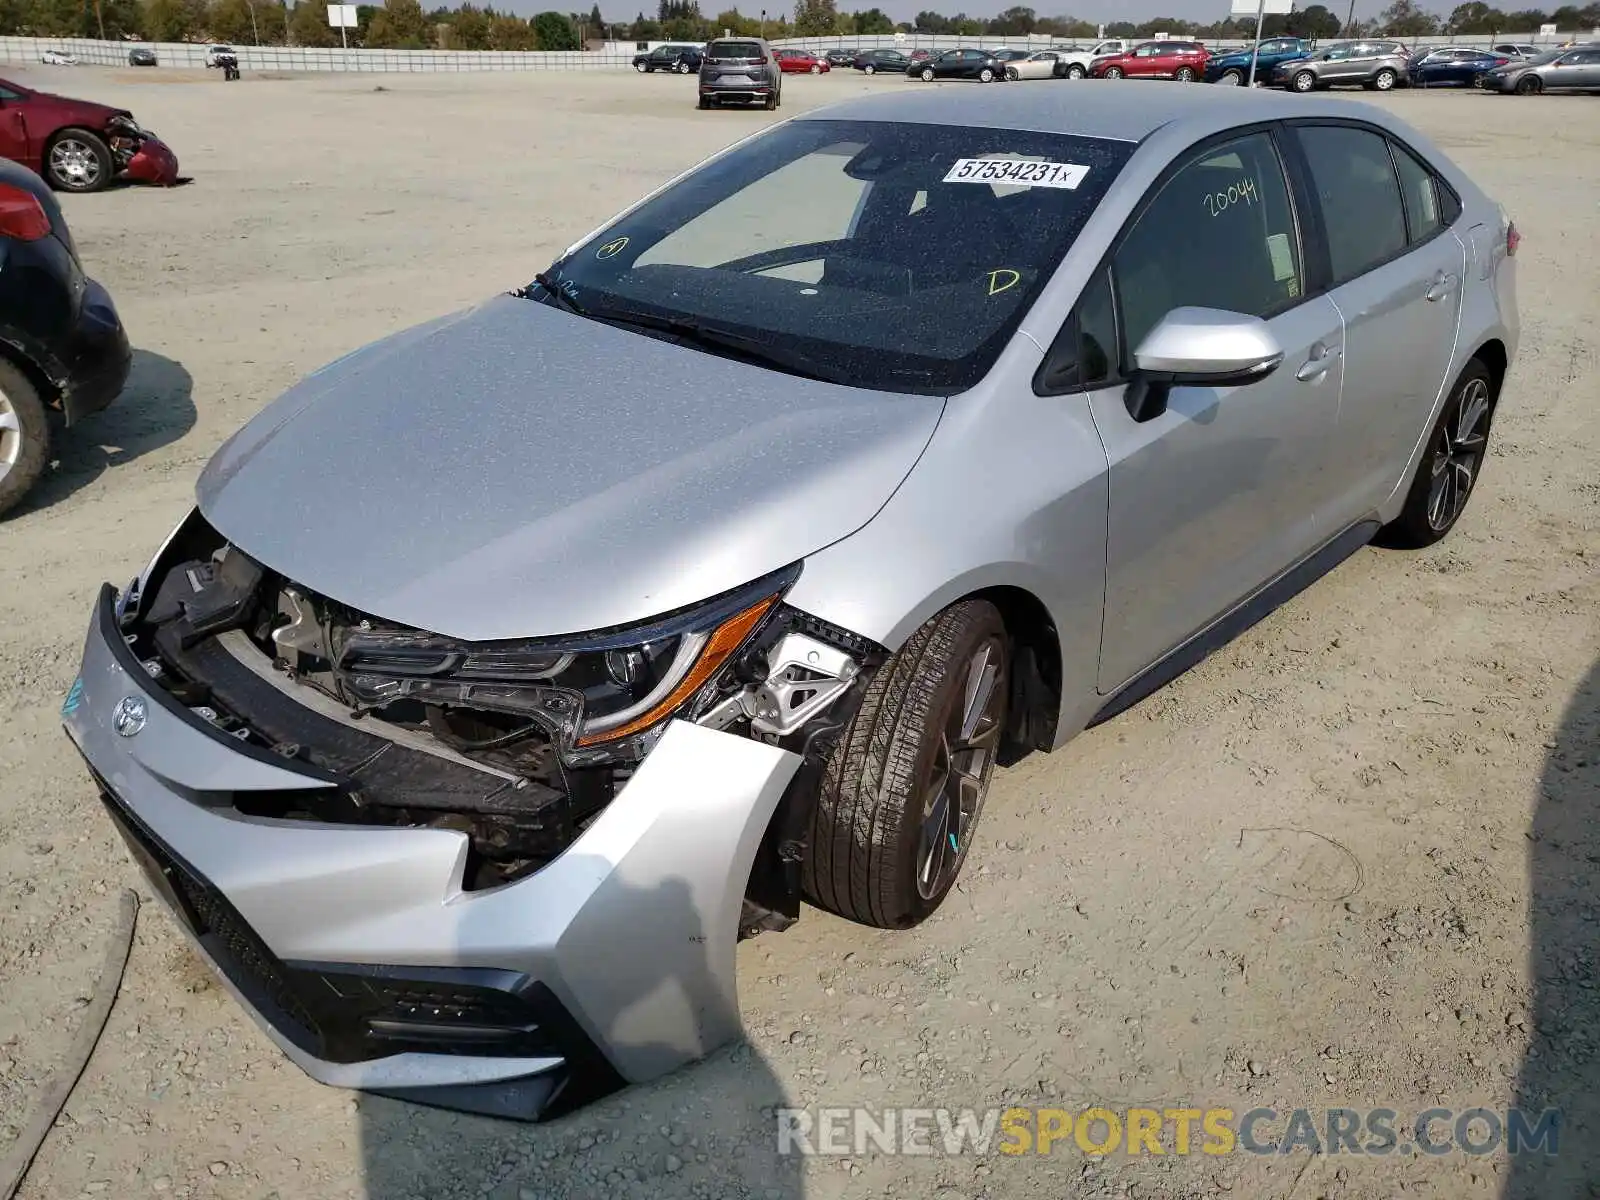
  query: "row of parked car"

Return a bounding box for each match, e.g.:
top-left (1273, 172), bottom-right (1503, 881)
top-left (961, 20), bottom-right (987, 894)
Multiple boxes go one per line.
top-left (637, 35), bottom-right (1600, 95)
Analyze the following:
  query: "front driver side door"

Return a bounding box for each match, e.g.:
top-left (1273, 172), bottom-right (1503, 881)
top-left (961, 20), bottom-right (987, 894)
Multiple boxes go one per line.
top-left (1082, 129), bottom-right (1345, 691)
top-left (0, 88), bottom-right (30, 170)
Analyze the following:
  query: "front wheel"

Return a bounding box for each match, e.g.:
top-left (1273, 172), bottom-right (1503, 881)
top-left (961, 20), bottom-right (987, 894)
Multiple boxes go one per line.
top-left (804, 600), bottom-right (1010, 929)
top-left (1515, 74), bottom-right (1542, 94)
top-left (1291, 69), bottom-right (1317, 92)
top-left (863, 63), bottom-right (875, 74)
top-left (1005, 67), bottom-right (1019, 81)
top-left (1066, 62), bottom-right (1085, 78)
top-left (1373, 68), bottom-right (1397, 90)
top-left (1175, 65), bottom-right (1195, 82)
top-left (635, 61), bottom-right (649, 72)
top-left (978, 67), bottom-right (995, 82)
top-left (1219, 68), bottom-right (1243, 85)
top-left (45, 129), bottom-right (111, 193)
top-left (920, 65), bottom-right (934, 81)
top-left (1378, 360), bottom-right (1495, 549)
top-left (1104, 65), bottom-right (1124, 79)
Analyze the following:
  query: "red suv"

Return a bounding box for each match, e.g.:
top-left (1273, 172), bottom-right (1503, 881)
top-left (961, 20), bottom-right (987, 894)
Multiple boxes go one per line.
top-left (1088, 40), bottom-right (1209, 81)
top-left (774, 49), bottom-right (829, 73)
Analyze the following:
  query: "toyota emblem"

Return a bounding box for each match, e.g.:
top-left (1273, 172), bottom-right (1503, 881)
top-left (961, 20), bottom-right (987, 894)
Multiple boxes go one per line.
top-left (113, 695), bottom-right (147, 738)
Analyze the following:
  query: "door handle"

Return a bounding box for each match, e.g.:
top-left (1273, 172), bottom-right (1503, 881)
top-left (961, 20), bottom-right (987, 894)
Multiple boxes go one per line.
top-left (1295, 343), bottom-right (1341, 382)
top-left (1426, 272), bottom-right (1458, 302)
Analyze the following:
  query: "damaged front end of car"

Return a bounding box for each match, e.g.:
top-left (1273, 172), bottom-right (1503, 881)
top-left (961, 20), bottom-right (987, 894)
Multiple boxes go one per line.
top-left (66, 508), bottom-right (883, 1117)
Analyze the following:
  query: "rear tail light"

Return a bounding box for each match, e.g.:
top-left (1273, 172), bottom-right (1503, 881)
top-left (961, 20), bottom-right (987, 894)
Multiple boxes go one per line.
top-left (0, 184), bottom-right (50, 242)
top-left (1506, 221), bottom-right (1521, 257)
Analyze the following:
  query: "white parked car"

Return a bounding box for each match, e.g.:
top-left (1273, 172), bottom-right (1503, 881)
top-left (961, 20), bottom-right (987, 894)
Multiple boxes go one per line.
top-left (40, 49), bottom-right (78, 65)
top-left (1051, 38), bottom-right (1134, 78)
top-left (1005, 50), bottom-right (1067, 80)
top-left (205, 45), bottom-right (237, 67)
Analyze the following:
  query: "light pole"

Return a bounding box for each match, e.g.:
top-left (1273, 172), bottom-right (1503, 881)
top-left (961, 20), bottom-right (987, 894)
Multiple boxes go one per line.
top-left (1345, 0), bottom-right (1357, 37)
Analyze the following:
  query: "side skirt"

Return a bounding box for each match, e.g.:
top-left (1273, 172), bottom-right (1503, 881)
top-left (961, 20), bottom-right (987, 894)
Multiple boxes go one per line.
top-left (1087, 519), bottom-right (1381, 729)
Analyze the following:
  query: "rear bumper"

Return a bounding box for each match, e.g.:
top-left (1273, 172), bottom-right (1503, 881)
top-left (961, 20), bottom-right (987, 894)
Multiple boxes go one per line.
top-left (60, 278), bottom-right (132, 425)
top-left (64, 584), bottom-right (802, 1119)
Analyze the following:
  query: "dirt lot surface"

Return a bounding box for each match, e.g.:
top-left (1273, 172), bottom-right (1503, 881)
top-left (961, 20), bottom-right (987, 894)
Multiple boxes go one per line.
top-left (0, 64), bottom-right (1596, 1200)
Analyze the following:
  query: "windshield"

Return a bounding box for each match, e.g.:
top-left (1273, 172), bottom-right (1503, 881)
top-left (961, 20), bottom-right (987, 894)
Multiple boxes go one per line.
top-left (538, 119), bottom-right (1133, 395)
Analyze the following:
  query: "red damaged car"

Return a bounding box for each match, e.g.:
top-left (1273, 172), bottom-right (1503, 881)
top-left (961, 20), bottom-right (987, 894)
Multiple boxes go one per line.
top-left (0, 75), bottom-right (179, 193)
top-left (1088, 39), bottom-right (1210, 82)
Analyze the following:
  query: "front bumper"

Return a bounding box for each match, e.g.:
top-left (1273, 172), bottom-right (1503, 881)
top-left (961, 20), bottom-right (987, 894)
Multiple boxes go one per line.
top-left (122, 136), bottom-right (180, 187)
top-left (64, 584), bottom-right (802, 1119)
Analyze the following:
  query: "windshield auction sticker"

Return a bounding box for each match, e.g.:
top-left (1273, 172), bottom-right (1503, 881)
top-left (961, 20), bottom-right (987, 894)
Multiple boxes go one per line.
top-left (944, 158), bottom-right (1089, 189)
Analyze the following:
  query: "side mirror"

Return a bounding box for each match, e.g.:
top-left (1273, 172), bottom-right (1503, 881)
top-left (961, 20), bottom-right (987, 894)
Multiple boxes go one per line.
top-left (1125, 306), bottom-right (1284, 423)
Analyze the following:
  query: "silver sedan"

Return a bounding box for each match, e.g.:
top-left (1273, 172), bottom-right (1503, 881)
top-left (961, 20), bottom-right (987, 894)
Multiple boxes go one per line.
top-left (66, 84), bottom-right (1518, 1121)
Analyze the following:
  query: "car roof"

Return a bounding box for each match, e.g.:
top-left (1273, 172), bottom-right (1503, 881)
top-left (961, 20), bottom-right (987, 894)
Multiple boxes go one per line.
top-left (795, 78), bottom-right (1382, 143)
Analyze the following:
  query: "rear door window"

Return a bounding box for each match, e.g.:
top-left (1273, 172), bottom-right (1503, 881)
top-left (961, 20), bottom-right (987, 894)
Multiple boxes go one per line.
top-left (1391, 144), bottom-right (1444, 243)
top-left (1296, 125), bottom-right (1408, 284)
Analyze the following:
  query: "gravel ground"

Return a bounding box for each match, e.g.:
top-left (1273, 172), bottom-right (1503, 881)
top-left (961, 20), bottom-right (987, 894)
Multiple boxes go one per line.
top-left (0, 64), bottom-right (1596, 1200)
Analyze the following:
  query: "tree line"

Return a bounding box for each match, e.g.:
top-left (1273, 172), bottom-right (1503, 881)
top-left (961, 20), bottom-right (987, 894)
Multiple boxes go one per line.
top-left (2, 0), bottom-right (1593, 48)
top-left (0, 0), bottom-right (596, 48)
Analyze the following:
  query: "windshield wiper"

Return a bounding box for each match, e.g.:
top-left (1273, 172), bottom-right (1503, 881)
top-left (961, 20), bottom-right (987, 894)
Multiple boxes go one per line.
top-left (529, 271), bottom-right (587, 317)
top-left (588, 306), bottom-right (857, 387)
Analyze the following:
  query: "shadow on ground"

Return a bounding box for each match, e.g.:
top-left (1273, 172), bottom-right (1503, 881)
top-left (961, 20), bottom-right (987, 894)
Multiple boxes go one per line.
top-left (1505, 659), bottom-right (1598, 1198)
top-left (358, 871), bottom-right (805, 1200)
top-left (21, 348), bottom-right (195, 512)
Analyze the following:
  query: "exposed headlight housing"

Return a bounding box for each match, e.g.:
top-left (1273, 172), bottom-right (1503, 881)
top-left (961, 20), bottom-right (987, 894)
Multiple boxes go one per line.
top-left (333, 564), bottom-right (799, 761)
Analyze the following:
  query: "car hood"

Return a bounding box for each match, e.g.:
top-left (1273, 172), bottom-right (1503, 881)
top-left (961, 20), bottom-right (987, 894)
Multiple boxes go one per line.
top-left (196, 294), bottom-right (945, 642)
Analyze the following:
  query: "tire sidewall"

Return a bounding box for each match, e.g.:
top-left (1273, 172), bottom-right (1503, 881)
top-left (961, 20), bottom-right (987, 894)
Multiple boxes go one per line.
top-left (1380, 359), bottom-right (1495, 548)
top-left (1293, 70), bottom-right (1315, 92)
top-left (887, 606), bottom-right (1009, 925)
top-left (0, 358), bottom-right (51, 518)
top-left (1374, 68), bottom-right (1396, 90)
top-left (45, 129), bottom-right (111, 193)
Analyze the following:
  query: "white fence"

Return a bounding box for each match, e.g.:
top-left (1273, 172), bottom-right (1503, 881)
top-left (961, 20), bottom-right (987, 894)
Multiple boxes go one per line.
top-left (2, 36), bottom-right (634, 70)
top-left (4, 29), bottom-right (1591, 73)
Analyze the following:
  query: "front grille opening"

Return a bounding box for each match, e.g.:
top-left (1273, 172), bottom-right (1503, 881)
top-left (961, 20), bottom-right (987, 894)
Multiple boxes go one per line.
top-left (124, 522), bottom-right (620, 890)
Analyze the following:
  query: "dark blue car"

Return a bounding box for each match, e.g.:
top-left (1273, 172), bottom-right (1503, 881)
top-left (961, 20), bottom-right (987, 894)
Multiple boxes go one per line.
top-left (1410, 47), bottom-right (1510, 87)
top-left (1203, 36), bottom-right (1311, 85)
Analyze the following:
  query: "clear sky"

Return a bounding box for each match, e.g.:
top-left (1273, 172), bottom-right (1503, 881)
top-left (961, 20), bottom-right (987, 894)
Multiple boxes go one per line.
top-left (594, 0), bottom-right (1406, 27)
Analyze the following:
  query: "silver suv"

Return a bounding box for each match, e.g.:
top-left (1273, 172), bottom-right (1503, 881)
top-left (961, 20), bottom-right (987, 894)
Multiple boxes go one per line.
top-left (698, 36), bottom-right (781, 109)
top-left (1274, 40), bottom-right (1410, 91)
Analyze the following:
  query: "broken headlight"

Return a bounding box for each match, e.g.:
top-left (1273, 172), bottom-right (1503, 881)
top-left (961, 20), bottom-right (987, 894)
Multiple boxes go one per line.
top-left (335, 564), bottom-right (799, 757)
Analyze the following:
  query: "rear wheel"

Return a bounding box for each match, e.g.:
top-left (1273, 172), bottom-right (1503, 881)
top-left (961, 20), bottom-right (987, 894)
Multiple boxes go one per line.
top-left (1378, 360), bottom-right (1495, 549)
top-left (1372, 67), bottom-right (1397, 90)
top-left (0, 358), bottom-right (51, 519)
top-left (1515, 74), bottom-right (1542, 94)
top-left (44, 129), bottom-right (111, 193)
top-left (1291, 69), bottom-right (1317, 92)
top-left (764, 90), bottom-right (777, 110)
top-left (804, 600), bottom-right (1010, 929)
top-left (675, 59), bottom-right (690, 73)
top-left (697, 94), bottom-right (710, 109)
top-left (1175, 65), bottom-right (1195, 81)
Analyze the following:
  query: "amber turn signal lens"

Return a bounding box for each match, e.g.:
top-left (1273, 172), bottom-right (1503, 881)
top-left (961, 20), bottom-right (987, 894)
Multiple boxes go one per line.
top-left (575, 595), bottom-right (778, 746)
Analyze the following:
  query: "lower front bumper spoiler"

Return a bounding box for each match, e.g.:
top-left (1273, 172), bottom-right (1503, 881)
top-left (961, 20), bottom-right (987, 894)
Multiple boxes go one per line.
top-left (65, 584), bottom-right (803, 1117)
